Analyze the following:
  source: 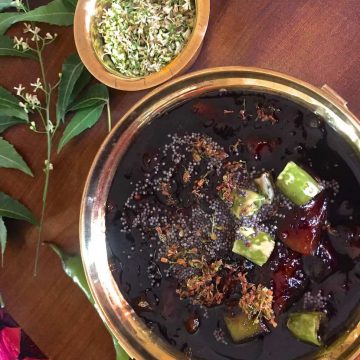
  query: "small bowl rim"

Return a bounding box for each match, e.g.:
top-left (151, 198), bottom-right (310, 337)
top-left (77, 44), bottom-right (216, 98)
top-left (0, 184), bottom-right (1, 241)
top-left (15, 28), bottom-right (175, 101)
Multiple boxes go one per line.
top-left (74, 0), bottom-right (210, 91)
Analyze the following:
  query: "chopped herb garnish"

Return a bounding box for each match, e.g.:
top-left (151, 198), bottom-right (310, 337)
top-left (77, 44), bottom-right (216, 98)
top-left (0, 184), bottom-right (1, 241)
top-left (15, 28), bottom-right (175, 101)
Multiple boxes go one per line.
top-left (98, 0), bottom-right (196, 77)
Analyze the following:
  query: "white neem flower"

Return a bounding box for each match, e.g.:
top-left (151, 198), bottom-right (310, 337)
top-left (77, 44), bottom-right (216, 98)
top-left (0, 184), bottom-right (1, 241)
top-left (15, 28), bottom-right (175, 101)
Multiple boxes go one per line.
top-left (11, 0), bottom-right (23, 9)
top-left (29, 121), bottom-right (36, 131)
top-left (13, 36), bottom-right (24, 50)
top-left (21, 41), bottom-right (28, 51)
top-left (45, 33), bottom-right (53, 40)
top-left (31, 27), bottom-right (41, 42)
top-left (23, 23), bottom-right (32, 33)
top-left (182, 0), bottom-right (192, 11)
top-left (46, 120), bottom-right (54, 134)
top-left (13, 36), bottom-right (29, 51)
top-left (24, 93), bottom-right (40, 109)
top-left (14, 84), bottom-right (25, 96)
top-left (44, 160), bottom-right (53, 171)
top-left (19, 101), bottom-right (29, 113)
top-left (30, 78), bottom-right (43, 92)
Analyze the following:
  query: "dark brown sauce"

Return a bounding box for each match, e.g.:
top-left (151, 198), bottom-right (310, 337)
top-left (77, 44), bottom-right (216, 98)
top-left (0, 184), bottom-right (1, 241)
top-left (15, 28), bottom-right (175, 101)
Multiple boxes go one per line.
top-left (106, 91), bottom-right (360, 360)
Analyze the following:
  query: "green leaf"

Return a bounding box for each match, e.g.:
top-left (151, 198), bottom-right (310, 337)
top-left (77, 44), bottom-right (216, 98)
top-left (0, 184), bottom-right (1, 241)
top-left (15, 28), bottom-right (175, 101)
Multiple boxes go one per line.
top-left (68, 68), bottom-right (91, 106)
top-left (0, 116), bottom-right (26, 133)
top-left (0, 0), bottom-right (75, 35)
top-left (0, 192), bottom-right (38, 225)
top-left (0, 35), bottom-right (36, 59)
top-left (0, 0), bottom-right (15, 11)
top-left (0, 86), bottom-right (28, 121)
top-left (69, 84), bottom-right (108, 111)
top-left (48, 243), bottom-right (130, 360)
top-left (0, 137), bottom-right (33, 176)
top-left (113, 338), bottom-right (129, 360)
top-left (56, 53), bottom-right (85, 122)
top-left (63, 0), bottom-right (77, 9)
top-left (58, 103), bottom-right (105, 153)
top-left (0, 217), bottom-right (6, 267)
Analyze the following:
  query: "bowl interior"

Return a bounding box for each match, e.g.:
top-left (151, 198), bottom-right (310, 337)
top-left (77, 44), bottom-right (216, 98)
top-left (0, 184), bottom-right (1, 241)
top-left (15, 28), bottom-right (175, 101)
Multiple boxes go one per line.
top-left (74, 0), bottom-right (210, 90)
top-left (80, 67), bottom-right (360, 360)
top-left (90, 0), bottom-right (199, 80)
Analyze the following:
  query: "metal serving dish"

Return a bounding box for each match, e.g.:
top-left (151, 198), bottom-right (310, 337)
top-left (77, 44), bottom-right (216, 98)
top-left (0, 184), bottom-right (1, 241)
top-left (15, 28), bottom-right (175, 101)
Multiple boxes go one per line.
top-left (74, 0), bottom-right (210, 91)
top-left (80, 67), bottom-right (360, 360)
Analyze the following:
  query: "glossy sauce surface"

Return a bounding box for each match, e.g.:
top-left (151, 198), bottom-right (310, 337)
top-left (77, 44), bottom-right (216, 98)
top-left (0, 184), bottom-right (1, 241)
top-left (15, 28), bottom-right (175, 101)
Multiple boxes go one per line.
top-left (106, 91), bottom-right (360, 360)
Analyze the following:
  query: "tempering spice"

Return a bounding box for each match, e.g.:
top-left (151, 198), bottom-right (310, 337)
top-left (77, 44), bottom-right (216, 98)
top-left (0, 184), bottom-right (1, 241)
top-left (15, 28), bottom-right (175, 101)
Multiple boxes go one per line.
top-left (98, 0), bottom-right (196, 77)
top-left (120, 132), bottom-right (280, 328)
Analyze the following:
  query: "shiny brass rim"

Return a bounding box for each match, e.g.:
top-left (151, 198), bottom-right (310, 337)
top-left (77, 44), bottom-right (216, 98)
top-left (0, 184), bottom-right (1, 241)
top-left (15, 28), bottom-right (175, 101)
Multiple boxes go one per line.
top-left (80, 66), bottom-right (360, 360)
top-left (74, 0), bottom-right (210, 91)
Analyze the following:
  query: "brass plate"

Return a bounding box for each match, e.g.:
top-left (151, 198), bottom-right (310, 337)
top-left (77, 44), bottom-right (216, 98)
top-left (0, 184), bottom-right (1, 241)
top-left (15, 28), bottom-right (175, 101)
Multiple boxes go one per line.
top-left (80, 67), bottom-right (360, 360)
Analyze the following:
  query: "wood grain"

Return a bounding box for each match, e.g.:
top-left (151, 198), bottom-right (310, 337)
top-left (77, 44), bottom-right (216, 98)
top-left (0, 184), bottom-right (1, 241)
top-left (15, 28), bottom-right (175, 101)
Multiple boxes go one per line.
top-left (0, 1), bottom-right (360, 359)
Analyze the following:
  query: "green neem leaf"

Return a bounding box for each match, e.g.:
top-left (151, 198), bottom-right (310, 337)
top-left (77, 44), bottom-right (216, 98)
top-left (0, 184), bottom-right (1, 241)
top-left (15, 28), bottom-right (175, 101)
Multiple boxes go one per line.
top-left (68, 68), bottom-right (92, 106)
top-left (0, 86), bottom-right (28, 121)
top-left (113, 338), bottom-right (129, 360)
top-left (0, 116), bottom-right (26, 133)
top-left (58, 103), bottom-right (105, 153)
top-left (69, 84), bottom-right (108, 111)
top-left (63, 0), bottom-right (77, 9)
top-left (56, 53), bottom-right (85, 122)
top-left (0, 13), bottom-right (20, 36)
top-left (0, 0), bottom-right (15, 11)
top-left (48, 243), bottom-right (130, 360)
top-left (0, 35), bottom-right (36, 59)
top-left (0, 0), bottom-right (75, 35)
top-left (0, 217), bottom-right (6, 267)
top-left (0, 137), bottom-right (33, 176)
top-left (0, 192), bottom-right (38, 225)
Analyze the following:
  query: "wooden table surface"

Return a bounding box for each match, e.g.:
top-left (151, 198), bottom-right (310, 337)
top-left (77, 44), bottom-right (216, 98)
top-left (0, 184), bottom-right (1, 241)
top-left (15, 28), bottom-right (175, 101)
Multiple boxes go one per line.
top-left (1, 1), bottom-right (360, 359)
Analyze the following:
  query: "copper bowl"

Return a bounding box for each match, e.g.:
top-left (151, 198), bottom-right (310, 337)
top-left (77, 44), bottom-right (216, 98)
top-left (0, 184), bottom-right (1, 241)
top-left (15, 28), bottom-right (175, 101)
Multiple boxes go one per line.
top-left (74, 0), bottom-right (210, 91)
top-left (80, 67), bottom-right (360, 360)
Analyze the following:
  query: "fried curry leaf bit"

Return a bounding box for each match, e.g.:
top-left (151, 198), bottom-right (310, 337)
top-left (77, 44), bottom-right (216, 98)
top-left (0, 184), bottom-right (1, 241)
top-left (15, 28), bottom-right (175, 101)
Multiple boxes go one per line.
top-left (0, 137), bottom-right (33, 176)
top-left (48, 243), bottom-right (130, 360)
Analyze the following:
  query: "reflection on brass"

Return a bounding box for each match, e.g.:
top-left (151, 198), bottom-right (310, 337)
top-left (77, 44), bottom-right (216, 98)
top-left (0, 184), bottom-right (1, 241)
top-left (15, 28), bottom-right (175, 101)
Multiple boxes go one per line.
top-left (74, 0), bottom-right (210, 91)
top-left (80, 67), bottom-right (360, 360)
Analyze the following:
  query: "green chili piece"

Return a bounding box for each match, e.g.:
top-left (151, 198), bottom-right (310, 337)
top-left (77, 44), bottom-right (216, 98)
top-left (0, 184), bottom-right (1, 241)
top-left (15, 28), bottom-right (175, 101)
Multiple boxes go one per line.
top-left (255, 172), bottom-right (275, 203)
top-left (231, 190), bottom-right (266, 218)
top-left (287, 311), bottom-right (324, 346)
top-left (224, 312), bottom-right (267, 343)
top-left (48, 243), bottom-right (129, 360)
top-left (276, 161), bottom-right (322, 206)
top-left (232, 227), bottom-right (275, 266)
